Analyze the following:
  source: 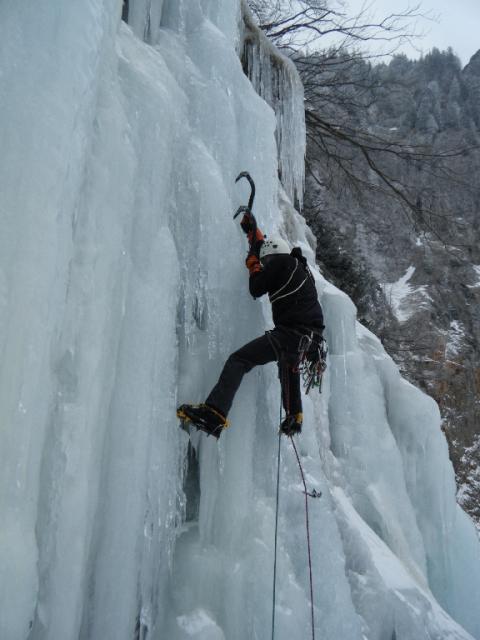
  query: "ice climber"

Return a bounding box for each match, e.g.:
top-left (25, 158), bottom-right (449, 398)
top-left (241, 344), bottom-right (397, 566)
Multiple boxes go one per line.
top-left (177, 213), bottom-right (325, 439)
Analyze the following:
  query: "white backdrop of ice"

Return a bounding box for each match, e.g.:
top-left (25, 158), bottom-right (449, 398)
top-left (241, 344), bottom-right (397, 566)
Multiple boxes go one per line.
top-left (0, 1), bottom-right (479, 639)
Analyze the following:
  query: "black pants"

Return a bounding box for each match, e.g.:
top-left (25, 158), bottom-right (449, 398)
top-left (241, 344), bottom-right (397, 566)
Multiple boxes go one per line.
top-left (206, 327), bottom-right (304, 418)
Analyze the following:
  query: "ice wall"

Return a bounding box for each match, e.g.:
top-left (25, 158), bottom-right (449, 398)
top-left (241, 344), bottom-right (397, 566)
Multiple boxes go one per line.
top-left (0, 1), bottom-right (479, 640)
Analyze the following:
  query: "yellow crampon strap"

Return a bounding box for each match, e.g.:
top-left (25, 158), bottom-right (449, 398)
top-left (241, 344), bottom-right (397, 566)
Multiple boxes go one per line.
top-left (207, 405), bottom-right (230, 428)
top-left (176, 407), bottom-right (189, 421)
top-left (176, 404), bottom-right (230, 429)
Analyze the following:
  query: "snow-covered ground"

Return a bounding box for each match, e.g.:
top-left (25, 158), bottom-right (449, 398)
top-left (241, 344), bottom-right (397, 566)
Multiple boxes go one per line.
top-left (0, 1), bottom-right (479, 639)
top-left (446, 320), bottom-right (466, 358)
top-left (382, 266), bottom-right (431, 323)
top-left (467, 264), bottom-right (480, 288)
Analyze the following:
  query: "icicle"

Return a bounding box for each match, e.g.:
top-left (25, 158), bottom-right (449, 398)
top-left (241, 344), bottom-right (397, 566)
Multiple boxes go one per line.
top-left (125, 0), bottom-right (166, 43)
top-left (240, 1), bottom-right (306, 209)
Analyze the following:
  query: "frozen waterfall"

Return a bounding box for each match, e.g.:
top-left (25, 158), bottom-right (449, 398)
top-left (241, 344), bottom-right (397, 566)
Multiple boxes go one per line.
top-left (0, 1), bottom-right (479, 639)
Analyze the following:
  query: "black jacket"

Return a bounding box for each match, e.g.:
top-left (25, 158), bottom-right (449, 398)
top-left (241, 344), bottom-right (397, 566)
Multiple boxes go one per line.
top-left (249, 250), bottom-right (324, 331)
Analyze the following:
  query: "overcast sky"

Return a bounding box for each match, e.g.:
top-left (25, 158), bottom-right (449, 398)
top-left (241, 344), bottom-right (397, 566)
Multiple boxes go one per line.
top-left (343, 0), bottom-right (480, 66)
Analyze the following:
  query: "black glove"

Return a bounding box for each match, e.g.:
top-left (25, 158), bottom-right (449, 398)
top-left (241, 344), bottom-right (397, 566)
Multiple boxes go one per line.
top-left (249, 238), bottom-right (264, 259)
top-left (240, 213), bottom-right (255, 235)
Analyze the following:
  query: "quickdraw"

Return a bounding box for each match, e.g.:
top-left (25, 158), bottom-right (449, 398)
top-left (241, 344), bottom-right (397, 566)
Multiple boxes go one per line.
top-left (295, 332), bottom-right (328, 394)
top-left (302, 337), bottom-right (328, 394)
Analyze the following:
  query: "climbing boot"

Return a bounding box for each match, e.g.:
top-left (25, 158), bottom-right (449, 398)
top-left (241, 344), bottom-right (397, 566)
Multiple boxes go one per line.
top-left (280, 412), bottom-right (303, 436)
top-left (176, 404), bottom-right (229, 439)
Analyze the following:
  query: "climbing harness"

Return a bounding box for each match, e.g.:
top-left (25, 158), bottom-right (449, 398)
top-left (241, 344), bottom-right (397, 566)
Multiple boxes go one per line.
top-left (264, 253), bottom-right (328, 395)
top-left (277, 250), bottom-right (328, 395)
top-left (270, 326), bottom-right (327, 395)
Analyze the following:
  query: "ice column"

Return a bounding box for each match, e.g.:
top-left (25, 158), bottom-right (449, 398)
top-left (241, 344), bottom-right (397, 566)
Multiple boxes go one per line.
top-left (240, 1), bottom-right (306, 208)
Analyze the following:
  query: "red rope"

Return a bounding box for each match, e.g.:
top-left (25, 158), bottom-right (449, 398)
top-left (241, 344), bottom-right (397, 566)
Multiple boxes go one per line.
top-left (290, 436), bottom-right (316, 640)
top-left (277, 362), bottom-right (316, 640)
top-left (271, 428), bottom-right (282, 640)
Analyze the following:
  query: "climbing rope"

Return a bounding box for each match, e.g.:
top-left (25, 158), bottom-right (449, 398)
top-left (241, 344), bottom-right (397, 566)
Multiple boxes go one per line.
top-left (271, 427), bottom-right (282, 640)
top-left (271, 362), bottom-right (317, 640)
top-left (289, 435), bottom-right (316, 640)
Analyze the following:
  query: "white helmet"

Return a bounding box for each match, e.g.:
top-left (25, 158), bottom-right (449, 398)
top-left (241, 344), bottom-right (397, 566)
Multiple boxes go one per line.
top-left (259, 236), bottom-right (290, 259)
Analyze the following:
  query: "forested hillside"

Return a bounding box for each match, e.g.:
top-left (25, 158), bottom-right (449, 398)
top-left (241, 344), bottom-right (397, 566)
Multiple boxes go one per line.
top-left (302, 47), bottom-right (480, 526)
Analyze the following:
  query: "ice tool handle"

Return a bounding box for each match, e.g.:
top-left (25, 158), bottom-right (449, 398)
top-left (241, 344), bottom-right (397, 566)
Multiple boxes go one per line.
top-left (233, 171), bottom-right (258, 250)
